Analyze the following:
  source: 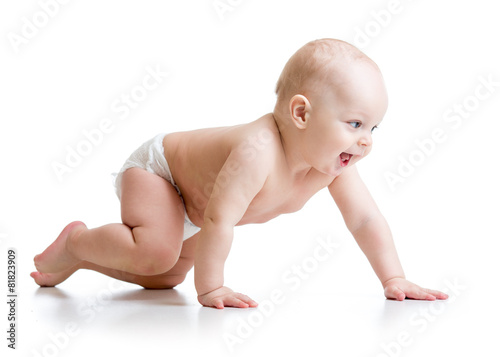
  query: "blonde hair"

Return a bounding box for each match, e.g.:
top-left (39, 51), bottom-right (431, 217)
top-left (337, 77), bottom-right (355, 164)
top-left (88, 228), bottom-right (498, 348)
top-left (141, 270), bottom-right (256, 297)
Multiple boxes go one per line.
top-left (275, 39), bottom-right (375, 106)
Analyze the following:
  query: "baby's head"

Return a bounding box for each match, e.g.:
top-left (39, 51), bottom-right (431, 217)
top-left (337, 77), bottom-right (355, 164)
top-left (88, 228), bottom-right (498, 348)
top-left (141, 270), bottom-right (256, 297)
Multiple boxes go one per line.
top-left (273, 39), bottom-right (388, 176)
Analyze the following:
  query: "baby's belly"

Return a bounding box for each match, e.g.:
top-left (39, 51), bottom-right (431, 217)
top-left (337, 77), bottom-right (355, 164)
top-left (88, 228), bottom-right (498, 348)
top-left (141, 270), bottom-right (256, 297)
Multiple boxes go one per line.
top-left (238, 201), bottom-right (306, 225)
top-left (184, 197), bottom-right (303, 228)
top-left (183, 203), bottom-right (278, 228)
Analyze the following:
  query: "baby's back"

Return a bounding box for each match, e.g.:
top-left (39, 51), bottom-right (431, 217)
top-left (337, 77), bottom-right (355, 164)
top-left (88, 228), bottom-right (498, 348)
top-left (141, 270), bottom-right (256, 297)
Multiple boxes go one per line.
top-left (164, 114), bottom-right (333, 227)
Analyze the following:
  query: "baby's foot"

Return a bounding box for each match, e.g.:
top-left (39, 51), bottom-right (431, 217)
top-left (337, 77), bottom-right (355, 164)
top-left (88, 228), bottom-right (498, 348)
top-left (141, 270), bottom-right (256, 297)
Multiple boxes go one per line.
top-left (30, 266), bottom-right (78, 287)
top-left (34, 221), bottom-right (86, 274)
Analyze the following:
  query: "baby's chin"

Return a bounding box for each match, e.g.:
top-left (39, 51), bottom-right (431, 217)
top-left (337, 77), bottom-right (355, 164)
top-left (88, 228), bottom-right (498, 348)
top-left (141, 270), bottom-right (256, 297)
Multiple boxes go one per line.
top-left (318, 162), bottom-right (347, 177)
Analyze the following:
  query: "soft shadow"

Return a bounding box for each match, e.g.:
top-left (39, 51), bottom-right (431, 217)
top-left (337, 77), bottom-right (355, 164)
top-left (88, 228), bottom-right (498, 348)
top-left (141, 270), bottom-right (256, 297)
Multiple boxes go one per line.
top-left (108, 287), bottom-right (191, 306)
top-left (34, 286), bottom-right (72, 299)
top-left (376, 298), bottom-right (442, 328)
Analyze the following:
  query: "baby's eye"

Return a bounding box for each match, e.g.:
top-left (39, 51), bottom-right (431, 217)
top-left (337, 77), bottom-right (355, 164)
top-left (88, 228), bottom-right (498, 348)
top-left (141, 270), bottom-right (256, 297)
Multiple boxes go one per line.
top-left (371, 126), bottom-right (378, 133)
top-left (349, 121), bottom-right (361, 129)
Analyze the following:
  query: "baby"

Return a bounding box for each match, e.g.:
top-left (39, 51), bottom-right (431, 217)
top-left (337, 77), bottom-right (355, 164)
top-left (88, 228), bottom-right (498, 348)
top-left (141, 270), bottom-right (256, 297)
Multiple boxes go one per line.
top-left (32, 39), bottom-right (448, 308)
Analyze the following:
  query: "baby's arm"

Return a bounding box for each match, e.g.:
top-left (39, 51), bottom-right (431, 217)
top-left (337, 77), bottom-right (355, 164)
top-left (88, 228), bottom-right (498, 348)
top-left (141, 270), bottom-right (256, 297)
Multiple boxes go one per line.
top-left (195, 146), bottom-right (270, 309)
top-left (329, 166), bottom-right (448, 301)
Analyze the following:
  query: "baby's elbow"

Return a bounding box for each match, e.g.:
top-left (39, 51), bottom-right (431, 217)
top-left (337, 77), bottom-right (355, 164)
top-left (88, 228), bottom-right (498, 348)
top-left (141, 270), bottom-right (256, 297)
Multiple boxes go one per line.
top-left (347, 212), bottom-right (385, 235)
top-left (203, 214), bottom-right (228, 227)
top-left (202, 215), bottom-right (234, 235)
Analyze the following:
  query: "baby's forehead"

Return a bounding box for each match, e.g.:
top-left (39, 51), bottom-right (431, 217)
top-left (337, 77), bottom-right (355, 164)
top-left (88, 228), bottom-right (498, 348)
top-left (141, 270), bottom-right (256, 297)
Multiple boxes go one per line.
top-left (315, 62), bottom-right (387, 117)
top-left (312, 60), bottom-right (383, 98)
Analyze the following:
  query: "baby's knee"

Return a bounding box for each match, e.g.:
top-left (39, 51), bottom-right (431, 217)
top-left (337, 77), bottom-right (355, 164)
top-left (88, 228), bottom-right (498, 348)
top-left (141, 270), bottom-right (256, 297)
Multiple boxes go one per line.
top-left (130, 229), bottom-right (182, 275)
top-left (133, 245), bottom-right (180, 276)
top-left (140, 274), bottom-right (186, 289)
top-left (160, 274), bottom-right (186, 289)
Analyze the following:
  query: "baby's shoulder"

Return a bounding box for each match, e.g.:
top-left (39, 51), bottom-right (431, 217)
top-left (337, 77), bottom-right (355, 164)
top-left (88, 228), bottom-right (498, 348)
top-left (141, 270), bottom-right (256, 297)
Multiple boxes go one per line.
top-left (228, 114), bottom-right (282, 164)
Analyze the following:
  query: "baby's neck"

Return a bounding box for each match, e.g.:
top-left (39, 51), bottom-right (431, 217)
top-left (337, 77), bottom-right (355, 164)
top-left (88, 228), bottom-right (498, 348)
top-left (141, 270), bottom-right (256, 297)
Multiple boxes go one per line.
top-left (270, 111), bottom-right (312, 177)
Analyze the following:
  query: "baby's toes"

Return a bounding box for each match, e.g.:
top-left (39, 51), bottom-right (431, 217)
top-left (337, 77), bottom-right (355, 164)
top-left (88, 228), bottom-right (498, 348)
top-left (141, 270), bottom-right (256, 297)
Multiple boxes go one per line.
top-left (30, 271), bottom-right (67, 287)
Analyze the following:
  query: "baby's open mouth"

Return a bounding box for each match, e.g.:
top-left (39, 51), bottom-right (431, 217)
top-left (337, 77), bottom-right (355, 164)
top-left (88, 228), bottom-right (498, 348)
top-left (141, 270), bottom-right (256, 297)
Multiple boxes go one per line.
top-left (340, 152), bottom-right (352, 167)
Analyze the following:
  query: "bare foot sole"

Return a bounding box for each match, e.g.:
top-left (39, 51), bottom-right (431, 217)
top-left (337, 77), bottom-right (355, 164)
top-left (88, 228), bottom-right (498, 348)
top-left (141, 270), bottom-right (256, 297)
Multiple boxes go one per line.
top-left (34, 221), bottom-right (86, 274)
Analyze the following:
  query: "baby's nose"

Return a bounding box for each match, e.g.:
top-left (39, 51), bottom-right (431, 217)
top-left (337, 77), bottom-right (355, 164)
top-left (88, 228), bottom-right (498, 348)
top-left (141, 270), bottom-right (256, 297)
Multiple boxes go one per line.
top-left (358, 135), bottom-right (372, 149)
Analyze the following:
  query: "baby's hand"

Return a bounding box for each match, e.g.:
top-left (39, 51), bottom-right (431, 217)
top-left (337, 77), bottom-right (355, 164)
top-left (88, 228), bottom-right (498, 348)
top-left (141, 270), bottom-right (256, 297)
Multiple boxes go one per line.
top-left (198, 286), bottom-right (258, 309)
top-left (383, 277), bottom-right (449, 301)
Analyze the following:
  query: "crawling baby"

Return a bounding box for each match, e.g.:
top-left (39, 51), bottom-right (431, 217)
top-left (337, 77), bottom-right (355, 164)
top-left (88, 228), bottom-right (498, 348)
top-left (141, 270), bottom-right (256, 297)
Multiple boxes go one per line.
top-left (32, 39), bottom-right (448, 308)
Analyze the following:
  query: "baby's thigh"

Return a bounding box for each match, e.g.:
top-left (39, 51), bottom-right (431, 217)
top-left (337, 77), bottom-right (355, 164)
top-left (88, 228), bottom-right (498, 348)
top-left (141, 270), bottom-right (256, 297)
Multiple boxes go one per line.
top-left (119, 168), bottom-right (185, 242)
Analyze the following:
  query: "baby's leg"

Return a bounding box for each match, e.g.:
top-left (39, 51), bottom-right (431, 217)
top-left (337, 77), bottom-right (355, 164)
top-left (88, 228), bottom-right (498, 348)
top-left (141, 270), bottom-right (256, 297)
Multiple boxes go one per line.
top-left (33, 221), bottom-right (87, 274)
top-left (34, 168), bottom-right (186, 276)
top-left (31, 233), bottom-right (198, 288)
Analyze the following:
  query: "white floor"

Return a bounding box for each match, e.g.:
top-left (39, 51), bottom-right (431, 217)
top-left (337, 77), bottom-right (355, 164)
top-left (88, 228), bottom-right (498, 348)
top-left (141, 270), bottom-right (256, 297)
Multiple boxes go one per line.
top-left (7, 220), bottom-right (500, 357)
top-left (8, 270), bottom-right (499, 357)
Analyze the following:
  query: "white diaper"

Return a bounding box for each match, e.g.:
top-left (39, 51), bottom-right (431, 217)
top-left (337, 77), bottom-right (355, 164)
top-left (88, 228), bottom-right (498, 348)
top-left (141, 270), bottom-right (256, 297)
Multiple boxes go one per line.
top-left (112, 133), bottom-right (201, 241)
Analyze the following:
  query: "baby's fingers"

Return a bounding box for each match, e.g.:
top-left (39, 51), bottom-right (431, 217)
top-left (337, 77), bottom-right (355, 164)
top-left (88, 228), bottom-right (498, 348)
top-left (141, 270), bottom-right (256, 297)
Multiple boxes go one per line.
top-left (220, 294), bottom-right (258, 309)
top-left (405, 286), bottom-right (450, 301)
top-left (198, 286), bottom-right (258, 309)
top-left (234, 293), bottom-right (258, 308)
top-left (224, 296), bottom-right (250, 309)
top-left (422, 288), bottom-right (449, 300)
top-left (384, 279), bottom-right (450, 301)
top-left (209, 294), bottom-right (258, 309)
top-left (405, 287), bottom-right (436, 301)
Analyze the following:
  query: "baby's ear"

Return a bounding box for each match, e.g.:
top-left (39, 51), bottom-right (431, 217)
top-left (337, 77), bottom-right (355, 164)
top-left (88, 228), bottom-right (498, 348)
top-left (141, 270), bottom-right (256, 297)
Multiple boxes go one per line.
top-left (289, 94), bottom-right (311, 129)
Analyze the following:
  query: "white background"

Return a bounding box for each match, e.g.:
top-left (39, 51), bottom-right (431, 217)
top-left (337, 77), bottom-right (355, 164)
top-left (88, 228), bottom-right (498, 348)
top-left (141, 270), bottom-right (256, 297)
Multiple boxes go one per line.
top-left (1, 0), bottom-right (499, 356)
